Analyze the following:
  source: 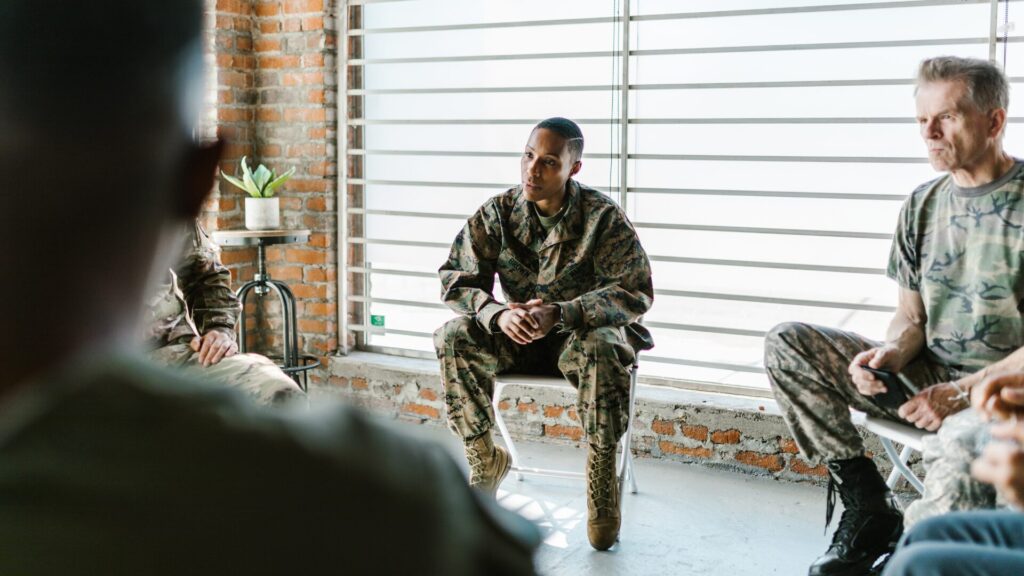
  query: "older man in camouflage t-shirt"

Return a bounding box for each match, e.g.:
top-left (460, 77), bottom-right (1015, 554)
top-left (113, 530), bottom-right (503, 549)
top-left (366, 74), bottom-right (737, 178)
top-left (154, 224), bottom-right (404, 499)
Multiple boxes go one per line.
top-left (765, 57), bottom-right (1024, 576)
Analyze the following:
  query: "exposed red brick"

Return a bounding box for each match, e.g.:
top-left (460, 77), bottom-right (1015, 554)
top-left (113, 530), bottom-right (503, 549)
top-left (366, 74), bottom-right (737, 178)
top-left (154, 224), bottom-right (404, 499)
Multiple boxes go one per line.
top-left (328, 375), bottom-right (348, 388)
top-left (517, 401), bottom-right (538, 414)
top-left (284, 0), bottom-right (323, 14)
top-left (285, 248), bottom-right (326, 265)
top-left (735, 451), bottom-right (784, 472)
top-left (711, 429), bottom-right (741, 445)
top-left (254, 38), bottom-right (281, 52)
top-left (302, 16), bottom-right (324, 30)
top-left (297, 318), bottom-right (326, 333)
top-left (402, 403), bottom-right (441, 420)
top-left (254, 1), bottom-right (279, 17)
top-left (651, 419), bottom-right (676, 436)
top-left (419, 388), bottom-right (438, 401)
top-left (681, 424), bottom-right (709, 442)
top-left (266, 265), bottom-right (302, 281)
top-left (790, 458), bottom-right (828, 477)
top-left (351, 377), bottom-right (368, 391)
top-left (304, 268), bottom-right (327, 282)
top-left (779, 438), bottom-right (800, 454)
top-left (660, 441), bottom-right (712, 459)
top-left (544, 424), bottom-right (583, 441)
top-left (305, 302), bottom-right (335, 317)
top-left (543, 405), bottom-right (564, 418)
top-left (498, 400), bottom-right (511, 412)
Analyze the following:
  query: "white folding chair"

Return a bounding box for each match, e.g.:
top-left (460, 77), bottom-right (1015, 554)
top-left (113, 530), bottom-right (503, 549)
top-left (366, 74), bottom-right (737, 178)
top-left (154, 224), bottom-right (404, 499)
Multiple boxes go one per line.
top-left (491, 365), bottom-right (639, 494)
top-left (853, 411), bottom-right (929, 494)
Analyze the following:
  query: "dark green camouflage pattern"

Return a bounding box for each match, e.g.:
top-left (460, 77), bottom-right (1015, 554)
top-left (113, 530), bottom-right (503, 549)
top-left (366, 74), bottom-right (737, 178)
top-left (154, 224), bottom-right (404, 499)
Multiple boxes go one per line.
top-left (436, 180), bottom-right (653, 447)
top-left (888, 162), bottom-right (1024, 372)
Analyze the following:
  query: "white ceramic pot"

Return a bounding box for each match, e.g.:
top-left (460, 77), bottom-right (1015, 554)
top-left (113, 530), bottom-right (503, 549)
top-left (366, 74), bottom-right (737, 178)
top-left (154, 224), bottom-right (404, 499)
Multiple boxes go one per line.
top-left (244, 197), bottom-right (280, 230)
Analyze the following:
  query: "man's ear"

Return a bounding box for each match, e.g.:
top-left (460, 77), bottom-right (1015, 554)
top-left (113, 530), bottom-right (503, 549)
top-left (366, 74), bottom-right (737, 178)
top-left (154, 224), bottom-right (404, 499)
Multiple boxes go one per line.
top-left (569, 160), bottom-right (582, 178)
top-left (177, 138), bottom-right (225, 218)
top-left (990, 107), bottom-right (1008, 139)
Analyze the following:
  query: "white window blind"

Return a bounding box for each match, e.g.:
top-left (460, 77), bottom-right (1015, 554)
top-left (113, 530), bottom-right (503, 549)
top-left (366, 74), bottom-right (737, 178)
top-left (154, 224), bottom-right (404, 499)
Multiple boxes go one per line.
top-left (342, 0), bottom-right (1024, 394)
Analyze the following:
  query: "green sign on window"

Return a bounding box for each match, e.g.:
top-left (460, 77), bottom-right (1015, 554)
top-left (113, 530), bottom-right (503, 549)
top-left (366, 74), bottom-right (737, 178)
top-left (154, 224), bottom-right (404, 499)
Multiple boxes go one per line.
top-left (370, 315), bottom-right (385, 328)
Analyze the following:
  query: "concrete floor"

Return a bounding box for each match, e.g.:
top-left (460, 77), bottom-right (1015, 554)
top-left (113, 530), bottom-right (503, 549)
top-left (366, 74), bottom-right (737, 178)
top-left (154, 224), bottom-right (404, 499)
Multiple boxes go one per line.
top-left (415, 424), bottom-right (833, 576)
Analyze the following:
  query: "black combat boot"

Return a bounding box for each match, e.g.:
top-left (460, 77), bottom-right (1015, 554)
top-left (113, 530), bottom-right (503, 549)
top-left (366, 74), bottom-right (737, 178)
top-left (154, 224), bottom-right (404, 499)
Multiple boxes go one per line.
top-left (808, 457), bottom-right (903, 576)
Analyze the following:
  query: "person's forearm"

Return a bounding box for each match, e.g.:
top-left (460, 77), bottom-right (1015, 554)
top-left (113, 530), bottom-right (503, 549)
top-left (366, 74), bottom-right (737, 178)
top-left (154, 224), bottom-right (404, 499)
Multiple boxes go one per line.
top-left (884, 308), bottom-right (926, 370)
top-left (955, 346), bottom-right (1024, 391)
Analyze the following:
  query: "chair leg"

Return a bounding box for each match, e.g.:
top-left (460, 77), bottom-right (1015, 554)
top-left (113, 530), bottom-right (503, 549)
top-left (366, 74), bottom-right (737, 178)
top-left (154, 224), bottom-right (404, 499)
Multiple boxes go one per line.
top-left (879, 436), bottom-right (924, 494)
top-left (491, 380), bottom-right (523, 481)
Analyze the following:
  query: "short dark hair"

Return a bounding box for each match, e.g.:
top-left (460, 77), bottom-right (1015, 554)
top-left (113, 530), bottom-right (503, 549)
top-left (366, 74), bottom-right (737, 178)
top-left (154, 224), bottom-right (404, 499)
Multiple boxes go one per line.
top-left (534, 117), bottom-right (584, 163)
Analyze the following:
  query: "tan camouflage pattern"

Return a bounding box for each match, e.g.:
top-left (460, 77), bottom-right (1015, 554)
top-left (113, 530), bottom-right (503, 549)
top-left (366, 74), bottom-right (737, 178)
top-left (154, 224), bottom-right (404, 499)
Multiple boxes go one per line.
top-left (144, 221), bottom-right (238, 347)
top-left (764, 322), bottom-right (965, 462)
top-left (436, 180), bottom-right (652, 448)
top-left (145, 221), bottom-right (303, 406)
top-left (438, 180), bottom-right (654, 351)
top-left (435, 317), bottom-right (636, 448)
top-left (904, 409), bottom-right (998, 527)
top-left (888, 162), bottom-right (1024, 372)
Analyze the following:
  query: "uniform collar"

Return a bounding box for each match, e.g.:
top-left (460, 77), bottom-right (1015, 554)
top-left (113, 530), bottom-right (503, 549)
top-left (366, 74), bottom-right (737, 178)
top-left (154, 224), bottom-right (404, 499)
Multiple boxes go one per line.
top-left (511, 180), bottom-right (584, 251)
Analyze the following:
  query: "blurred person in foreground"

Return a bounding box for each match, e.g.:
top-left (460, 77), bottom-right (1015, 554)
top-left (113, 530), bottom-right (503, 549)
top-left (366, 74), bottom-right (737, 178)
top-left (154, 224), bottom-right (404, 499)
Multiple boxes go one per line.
top-left (0, 1), bottom-right (538, 573)
top-left (764, 55), bottom-right (1024, 576)
top-left (434, 117), bottom-right (654, 551)
top-left (882, 373), bottom-right (1024, 576)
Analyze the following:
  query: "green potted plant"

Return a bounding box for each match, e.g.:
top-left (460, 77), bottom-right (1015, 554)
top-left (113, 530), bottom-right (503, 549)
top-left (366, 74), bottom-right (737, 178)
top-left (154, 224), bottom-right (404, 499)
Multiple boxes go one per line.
top-left (221, 156), bottom-right (295, 230)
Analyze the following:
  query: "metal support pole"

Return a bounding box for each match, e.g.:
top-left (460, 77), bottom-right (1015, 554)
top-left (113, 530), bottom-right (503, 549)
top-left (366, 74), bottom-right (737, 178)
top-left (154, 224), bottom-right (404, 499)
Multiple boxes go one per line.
top-left (990, 0), bottom-right (1000, 62)
top-left (338, 0), bottom-right (351, 354)
top-left (618, 0), bottom-right (631, 211)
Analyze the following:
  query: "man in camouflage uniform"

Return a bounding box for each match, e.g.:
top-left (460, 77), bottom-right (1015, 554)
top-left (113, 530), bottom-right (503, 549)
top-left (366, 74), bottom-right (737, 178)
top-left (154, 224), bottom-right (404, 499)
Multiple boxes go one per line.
top-left (146, 220), bottom-right (304, 406)
top-left (434, 117), bottom-right (654, 551)
top-left (765, 56), bottom-right (1024, 576)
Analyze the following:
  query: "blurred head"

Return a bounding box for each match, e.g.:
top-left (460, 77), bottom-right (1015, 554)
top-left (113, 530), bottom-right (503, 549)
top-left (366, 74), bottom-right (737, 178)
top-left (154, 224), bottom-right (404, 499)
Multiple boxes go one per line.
top-left (521, 117), bottom-right (583, 205)
top-left (0, 0), bottom-right (221, 375)
top-left (915, 56), bottom-right (1009, 173)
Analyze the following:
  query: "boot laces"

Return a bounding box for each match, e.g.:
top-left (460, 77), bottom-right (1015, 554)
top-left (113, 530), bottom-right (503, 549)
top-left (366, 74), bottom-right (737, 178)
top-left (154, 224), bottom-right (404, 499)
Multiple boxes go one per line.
top-left (465, 441), bottom-right (490, 484)
top-left (589, 445), bottom-right (616, 511)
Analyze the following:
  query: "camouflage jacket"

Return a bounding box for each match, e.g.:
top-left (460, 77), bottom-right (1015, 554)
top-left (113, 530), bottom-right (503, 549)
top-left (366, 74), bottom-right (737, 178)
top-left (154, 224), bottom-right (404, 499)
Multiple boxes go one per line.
top-left (144, 221), bottom-right (239, 348)
top-left (439, 180), bottom-right (654, 350)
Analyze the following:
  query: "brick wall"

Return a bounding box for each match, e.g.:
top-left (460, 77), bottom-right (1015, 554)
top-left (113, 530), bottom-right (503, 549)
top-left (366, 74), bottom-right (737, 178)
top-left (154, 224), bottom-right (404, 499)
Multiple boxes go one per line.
top-left (204, 0), bottom-right (339, 380)
top-left (320, 355), bottom-right (922, 488)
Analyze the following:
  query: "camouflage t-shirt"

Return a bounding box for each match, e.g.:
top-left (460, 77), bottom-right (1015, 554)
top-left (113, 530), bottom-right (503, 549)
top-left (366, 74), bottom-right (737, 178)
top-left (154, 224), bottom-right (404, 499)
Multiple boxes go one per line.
top-left (888, 160), bottom-right (1024, 372)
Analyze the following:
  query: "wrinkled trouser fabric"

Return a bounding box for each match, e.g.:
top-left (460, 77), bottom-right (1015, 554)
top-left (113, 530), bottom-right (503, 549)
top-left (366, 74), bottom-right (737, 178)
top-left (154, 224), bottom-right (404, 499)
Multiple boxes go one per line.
top-left (764, 321), bottom-right (962, 462)
top-left (882, 511), bottom-right (1024, 576)
top-left (150, 343), bottom-right (305, 406)
top-left (435, 316), bottom-right (636, 448)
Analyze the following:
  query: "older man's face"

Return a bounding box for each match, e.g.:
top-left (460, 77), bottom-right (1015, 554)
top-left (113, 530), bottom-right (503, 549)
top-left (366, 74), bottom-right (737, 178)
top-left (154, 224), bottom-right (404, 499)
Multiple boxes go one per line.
top-left (916, 79), bottom-right (999, 173)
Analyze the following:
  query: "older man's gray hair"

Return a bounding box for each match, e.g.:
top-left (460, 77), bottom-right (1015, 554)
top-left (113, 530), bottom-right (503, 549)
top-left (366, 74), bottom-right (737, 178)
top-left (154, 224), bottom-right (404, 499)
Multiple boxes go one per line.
top-left (917, 56), bottom-right (1009, 112)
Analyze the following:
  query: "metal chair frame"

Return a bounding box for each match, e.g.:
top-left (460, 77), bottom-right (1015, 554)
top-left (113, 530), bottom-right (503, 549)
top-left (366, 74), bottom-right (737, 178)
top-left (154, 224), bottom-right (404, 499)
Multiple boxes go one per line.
top-left (491, 366), bottom-right (639, 495)
top-left (855, 411), bottom-right (928, 494)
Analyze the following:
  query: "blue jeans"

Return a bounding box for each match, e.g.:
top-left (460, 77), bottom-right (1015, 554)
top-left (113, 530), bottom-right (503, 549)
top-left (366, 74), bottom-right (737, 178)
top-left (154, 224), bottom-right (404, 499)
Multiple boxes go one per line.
top-left (883, 511), bottom-right (1024, 576)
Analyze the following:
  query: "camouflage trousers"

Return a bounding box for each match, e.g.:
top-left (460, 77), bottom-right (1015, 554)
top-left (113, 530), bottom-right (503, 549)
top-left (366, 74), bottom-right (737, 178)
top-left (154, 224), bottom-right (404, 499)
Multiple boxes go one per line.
top-left (434, 316), bottom-right (636, 449)
top-left (149, 343), bottom-right (305, 406)
top-left (764, 321), bottom-right (964, 462)
top-left (904, 409), bottom-right (998, 527)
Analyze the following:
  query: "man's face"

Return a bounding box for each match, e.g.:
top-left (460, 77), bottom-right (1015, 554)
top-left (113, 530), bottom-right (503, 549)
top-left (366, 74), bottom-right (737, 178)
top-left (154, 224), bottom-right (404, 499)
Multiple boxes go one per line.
top-left (916, 79), bottom-right (1000, 173)
top-left (521, 128), bottom-right (581, 203)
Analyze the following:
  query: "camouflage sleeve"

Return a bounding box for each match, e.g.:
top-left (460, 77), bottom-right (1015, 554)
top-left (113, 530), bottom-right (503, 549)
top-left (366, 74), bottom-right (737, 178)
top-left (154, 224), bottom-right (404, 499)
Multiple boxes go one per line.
top-left (438, 202), bottom-right (508, 334)
top-left (556, 209), bottom-right (653, 330)
top-left (887, 192), bottom-right (922, 291)
top-left (176, 221), bottom-right (239, 339)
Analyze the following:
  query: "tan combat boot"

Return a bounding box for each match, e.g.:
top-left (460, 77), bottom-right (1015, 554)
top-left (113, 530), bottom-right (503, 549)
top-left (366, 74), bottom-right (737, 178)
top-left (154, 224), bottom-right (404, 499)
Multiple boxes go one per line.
top-left (586, 442), bottom-right (621, 550)
top-left (464, 432), bottom-right (511, 494)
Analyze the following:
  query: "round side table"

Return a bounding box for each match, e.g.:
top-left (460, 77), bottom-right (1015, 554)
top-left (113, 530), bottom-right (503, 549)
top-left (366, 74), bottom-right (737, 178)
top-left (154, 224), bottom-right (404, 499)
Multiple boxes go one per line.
top-left (211, 229), bottom-right (320, 391)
